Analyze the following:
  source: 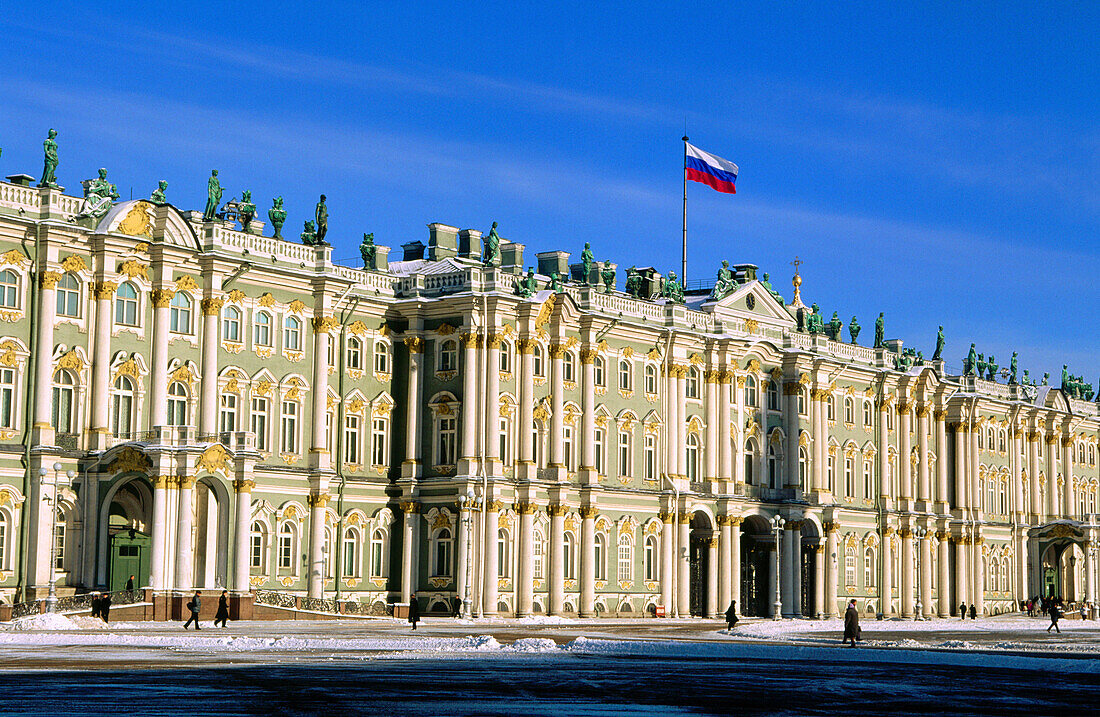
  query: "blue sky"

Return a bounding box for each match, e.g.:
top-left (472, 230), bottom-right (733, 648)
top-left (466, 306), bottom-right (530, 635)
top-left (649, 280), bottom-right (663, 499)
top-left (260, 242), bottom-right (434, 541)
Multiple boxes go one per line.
top-left (1, 3), bottom-right (1096, 385)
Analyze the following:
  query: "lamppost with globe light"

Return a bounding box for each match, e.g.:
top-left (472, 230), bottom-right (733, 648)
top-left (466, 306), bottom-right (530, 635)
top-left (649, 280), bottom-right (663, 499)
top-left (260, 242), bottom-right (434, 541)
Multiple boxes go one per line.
top-left (913, 526), bottom-right (926, 620)
top-left (771, 514), bottom-right (785, 620)
top-left (462, 489), bottom-right (482, 619)
top-left (42, 462), bottom-right (75, 613)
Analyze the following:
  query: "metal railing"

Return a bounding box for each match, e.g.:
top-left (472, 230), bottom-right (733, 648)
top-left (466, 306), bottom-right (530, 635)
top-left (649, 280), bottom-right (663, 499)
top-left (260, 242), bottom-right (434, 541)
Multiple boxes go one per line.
top-left (254, 589), bottom-right (393, 617)
top-left (255, 589), bottom-right (297, 609)
top-left (55, 433), bottom-right (79, 451)
top-left (5, 589), bottom-right (143, 620)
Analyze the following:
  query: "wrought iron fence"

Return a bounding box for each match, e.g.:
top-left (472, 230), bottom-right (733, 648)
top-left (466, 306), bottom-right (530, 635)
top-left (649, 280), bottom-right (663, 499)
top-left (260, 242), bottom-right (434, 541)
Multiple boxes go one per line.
top-left (55, 433), bottom-right (79, 451)
top-left (299, 597), bottom-right (339, 613)
top-left (253, 589), bottom-right (393, 617)
top-left (254, 589), bottom-right (297, 609)
top-left (11, 600), bottom-right (39, 619)
top-left (56, 589), bottom-right (140, 613)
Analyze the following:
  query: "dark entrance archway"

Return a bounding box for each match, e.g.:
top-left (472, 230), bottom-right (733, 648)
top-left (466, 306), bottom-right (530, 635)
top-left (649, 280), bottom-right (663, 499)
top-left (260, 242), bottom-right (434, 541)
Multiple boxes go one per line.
top-left (689, 511), bottom-right (714, 616)
top-left (103, 478), bottom-right (152, 592)
top-left (800, 521), bottom-right (821, 617)
top-left (740, 515), bottom-right (772, 617)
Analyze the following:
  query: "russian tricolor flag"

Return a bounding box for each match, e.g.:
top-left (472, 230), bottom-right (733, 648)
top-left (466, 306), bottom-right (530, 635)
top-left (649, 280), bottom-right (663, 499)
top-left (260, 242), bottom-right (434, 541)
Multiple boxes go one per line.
top-left (685, 142), bottom-right (738, 194)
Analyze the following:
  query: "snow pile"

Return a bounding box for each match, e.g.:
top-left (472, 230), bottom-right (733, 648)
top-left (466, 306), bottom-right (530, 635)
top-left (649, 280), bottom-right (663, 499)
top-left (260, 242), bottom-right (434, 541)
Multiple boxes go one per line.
top-left (506, 637), bottom-right (560, 653)
top-left (8, 613), bottom-right (82, 631)
top-left (517, 615), bottom-right (574, 625)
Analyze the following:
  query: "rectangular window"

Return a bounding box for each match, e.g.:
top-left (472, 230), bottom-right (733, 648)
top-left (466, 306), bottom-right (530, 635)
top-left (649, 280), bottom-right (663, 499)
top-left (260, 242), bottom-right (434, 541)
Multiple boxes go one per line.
top-left (250, 397), bottom-right (268, 451)
top-left (281, 401), bottom-right (298, 454)
top-left (437, 417), bottom-right (456, 465)
top-left (594, 429), bottom-right (604, 475)
top-left (250, 532), bottom-right (263, 570)
top-left (618, 432), bottom-right (630, 476)
top-left (0, 368), bottom-right (14, 429)
top-left (344, 415), bottom-right (360, 464)
top-left (219, 393), bottom-right (237, 433)
top-left (372, 418), bottom-right (387, 466)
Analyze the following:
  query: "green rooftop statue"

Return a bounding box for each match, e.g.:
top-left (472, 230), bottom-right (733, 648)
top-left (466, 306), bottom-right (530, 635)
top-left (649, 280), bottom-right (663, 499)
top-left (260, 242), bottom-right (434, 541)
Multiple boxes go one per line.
top-left (239, 190), bottom-right (257, 232)
top-left (581, 242), bottom-right (594, 284)
top-left (963, 343), bottom-right (977, 376)
top-left (314, 195), bottom-right (328, 244)
top-left (150, 180), bottom-right (168, 204)
top-left (39, 129), bottom-right (59, 189)
top-left (662, 271), bottom-right (684, 303)
top-left (74, 168), bottom-right (119, 220)
top-left (1041, 372), bottom-right (1049, 386)
top-left (360, 233), bottom-right (376, 269)
top-left (932, 326), bottom-right (945, 361)
top-left (550, 271), bottom-right (563, 293)
top-left (483, 221), bottom-right (501, 266)
top-left (828, 311), bottom-right (842, 339)
top-left (268, 196), bottom-right (286, 239)
top-left (203, 170), bottom-right (222, 222)
top-left (806, 303), bottom-right (825, 334)
top-left (600, 261), bottom-right (615, 293)
top-left (515, 268), bottom-right (538, 298)
top-left (625, 266), bottom-right (641, 298)
top-left (986, 355), bottom-right (998, 381)
top-left (300, 220), bottom-right (317, 245)
top-left (1008, 352), bottom-right (1018, 384)
top-left (709, 260), bottom-right (737, 300)
top-left (873, 312), bottom-right (885, 349)
top-left (849, 316), bottom-right (861, 344)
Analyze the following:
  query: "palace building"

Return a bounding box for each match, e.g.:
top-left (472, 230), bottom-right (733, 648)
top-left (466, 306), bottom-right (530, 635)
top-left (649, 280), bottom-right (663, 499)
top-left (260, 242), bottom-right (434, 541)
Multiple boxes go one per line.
top-left (0, 157), bottom-right (1097, 621)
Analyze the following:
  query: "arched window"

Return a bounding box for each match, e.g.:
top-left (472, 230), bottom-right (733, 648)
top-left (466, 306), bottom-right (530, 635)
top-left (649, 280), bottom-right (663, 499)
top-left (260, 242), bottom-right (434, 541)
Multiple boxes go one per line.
top-left (250, 522), bottom-right (268, 571)
top-left (593, 532), bottom-right (606, 581)
top-left (497, 528), bottom-right (511, 578)
top-left (533, 528), bottom-right (545, 579)
top-left (619, 360), bottom-right (632, 391)
top-left (499, 416), bottom-right (512, 466)
top-left (686, 433), bottom-right (700, 481)
top-left (222, 306), bottom-right (241, 342)
top-left (744, 440), bottom-right (757, 485)
top-left (253, 311), bottom-right (272, 346)
top-left (844, 397), bottom-right (854, 424)
top-left (370, 528), bottom-right (387, 578)
top-left (346, 337), bottom-right (363, 370)
top-left (167, 381), bottom-right (189, 426)
top-left (115, 282), bottom-right (138, 326)
top-left (53, 508), bottom-right (66, 573)
top-left (644, 434), bottom-right (657, 481)
top-left (999, 431), bottom-right (1006, 453)
top-left (862, 401), bottom-right (873, 427)
top-left (56, 273), bottom-right (80, 318)
top-left (798, 387), bottom-right (807, 415)
top-left (563, 352), bottom-right (576, 383)
top-left (278, 522), bottom-right (296, 572)
top-left (439, 339), bottom-right (457, 372)
top-left (798, 446), bottom-right (809, 491)
top-left (827, 394), bottom-right (836, 421)
top-left (0, 270), bottom-right (18, 309)
top-left (51, 369), bottom-right (75, 433)
top-left (844, 545), bottom-right (856, 586)
top-left (532, 420), bottom-right (545, 469)
top-left (563, 531), bottom-right (577, 580)
top-left (111, 376), bottom-right (134, 438)
top-left (533, 345), bottom-right (545, 377)
top-left (767, 444), bottom-right (780, 489)
top-left (0, 366), bottom-right (15, 430)
top-left (563, 425), bottom-right (574, 471)
top-left (827, 454), bottom-right (836, 492)
top-left (283, 316), bottom-right (302, 351)
top-left (499, 342), bottom-right (512, 374)
top-left (766, 381), bottom-right (779, 411)
top-left (593, 356), bottom-right (605, 387)
top-left (644, 364), bottom-right (658, 394)
top-left (435, 413), bottom-right (456, 466)
top-left (617, 533), bottom-right (634, 582)
top-left (342, 527), bottom-right (361, 577)
top-left (169, 292), bottom-right (192, 333)
top-left (374, 342), bottom-right (390, 374)
top-left (686, 368), bottom-right (700, 399)
top-left (644, 535), bottom-right (658, 582)
top-left (433, 528), bottom-right (453, 577)
top-left (618, 430), bottom-right (632, 476)
top-left (864, 546), bottom-right (877, 587)
top-left (744, 375), bottom-right (758, 407)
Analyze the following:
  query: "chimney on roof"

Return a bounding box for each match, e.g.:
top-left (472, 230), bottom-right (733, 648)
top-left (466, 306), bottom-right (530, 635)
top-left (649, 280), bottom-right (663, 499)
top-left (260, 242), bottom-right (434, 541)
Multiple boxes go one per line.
top-left (427, 223), bottom-right (458, 261)
top-left (458, 229), bottom-right (483, 260)
top-left (401, 240), bottom-right (425, 262)
top-left (537, 250), bottom-right (570, 280)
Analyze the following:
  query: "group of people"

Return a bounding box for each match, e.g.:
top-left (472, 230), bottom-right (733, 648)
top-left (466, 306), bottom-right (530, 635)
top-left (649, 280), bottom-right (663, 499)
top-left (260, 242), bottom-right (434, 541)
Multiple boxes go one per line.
top-left (182, 590), bottom-right (231, 631)
top-left (958, 603), bottom-right (979, 620)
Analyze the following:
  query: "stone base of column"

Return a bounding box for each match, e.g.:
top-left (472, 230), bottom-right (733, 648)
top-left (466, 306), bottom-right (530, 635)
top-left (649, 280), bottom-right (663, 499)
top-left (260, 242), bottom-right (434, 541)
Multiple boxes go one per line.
top-left (400, 459), bottom-right (421, 479)
top-left (577, 467), bottom-right (598, 485)
top-left (547, 465), bottom-right (568, 482)
top-left (458, 458), bottom-right (480, 476)
top-left (484, 459), bottom-right (503, 478)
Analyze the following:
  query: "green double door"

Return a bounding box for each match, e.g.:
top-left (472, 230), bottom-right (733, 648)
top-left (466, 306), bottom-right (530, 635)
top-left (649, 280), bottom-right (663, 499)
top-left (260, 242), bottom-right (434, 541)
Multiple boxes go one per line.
top-left (109, 531), bottom-right (151, 592)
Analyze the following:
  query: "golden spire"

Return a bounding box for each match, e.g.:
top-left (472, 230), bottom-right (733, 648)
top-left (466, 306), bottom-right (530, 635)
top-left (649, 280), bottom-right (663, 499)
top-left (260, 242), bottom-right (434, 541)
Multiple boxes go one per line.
top-left (790, 256), bottom-right (806, 310)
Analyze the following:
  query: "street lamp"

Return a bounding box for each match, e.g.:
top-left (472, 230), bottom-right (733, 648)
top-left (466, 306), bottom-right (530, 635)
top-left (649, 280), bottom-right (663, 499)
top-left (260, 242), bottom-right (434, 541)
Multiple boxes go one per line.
top-left (462, 489), bottom-right (482, 620)
top-left (913, 527), bottom-right (927, 620)
top-left (771, 514), bottom-right (785, 620)
top-left (42, 462), bottom-right (75, 613)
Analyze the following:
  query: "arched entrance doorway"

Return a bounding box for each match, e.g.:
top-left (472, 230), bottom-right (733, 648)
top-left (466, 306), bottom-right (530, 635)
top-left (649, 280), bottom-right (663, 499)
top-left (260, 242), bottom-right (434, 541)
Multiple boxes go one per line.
top-left (740, 515), bottom-right (773, 617)
top-left (193, 477), bottom-right (230, 589)
top-left (1033, 522), bottom-right (1088, 601)
top-left (103, 477), bottom-right (152, 592)
top-left (688, 511), bottom-right (714, 616)
top-left (800, 521), bottom-right (821, 617)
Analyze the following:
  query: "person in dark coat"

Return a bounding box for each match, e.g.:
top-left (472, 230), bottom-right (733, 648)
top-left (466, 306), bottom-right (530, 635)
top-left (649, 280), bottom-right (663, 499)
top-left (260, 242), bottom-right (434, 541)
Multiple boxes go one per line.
top-left (90, 593), bottom-right (101, 619)
top-left (126, 575), bottom-right (135, 592)
top-left (724, 600), bottom-right (739, 631)
top-left (213, 590), bottom-right (230, 628)
top-left (959, 602), bottom-right (967, 620)
top-left (451, 596), bottom-right (462, 618)
top-left (843, 599), bottom-right (860, 647)
top-left (100, 593), bottom-right (111, 624)
top-left (184, 591), bottom-right (202, 630)
top-left (408, 594), bottom-right (420, 630)
top-left (1047, 603), bottom-right (1061, 633)
top-left (969, 604), bottom-right (977, 620)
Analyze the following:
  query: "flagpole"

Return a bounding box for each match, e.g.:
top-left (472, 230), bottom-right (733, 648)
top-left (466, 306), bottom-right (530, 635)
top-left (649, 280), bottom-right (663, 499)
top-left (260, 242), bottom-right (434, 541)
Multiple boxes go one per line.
top-left (681, 135), bottom-right (688, 285)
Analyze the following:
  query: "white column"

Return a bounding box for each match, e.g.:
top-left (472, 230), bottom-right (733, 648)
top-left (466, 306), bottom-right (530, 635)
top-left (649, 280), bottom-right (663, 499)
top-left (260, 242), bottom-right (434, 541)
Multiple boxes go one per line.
top-left (767, 542), bottom-right (779, 618)
top-left (459, 332), bottom-right (479, 475)
top-left (484, 335), bottom-right (501, 475)
top-left (955, 425), bottom-right (969, 511)
top-left (173, 477), bottom-right (194, 591)
top-left (881, 529), bottom-right (894, 616)
top-left (934, 410), bottom-right (948, 511)
top-left (1028, 433), bottom-right (1041, 520)
top-left (200, 298), bottom-right (221, 434)
top-left (784, 382), bottom-right (800, 489)
top-left (309, 492), bottom-right (330, 599)
top-left (718, 517), bottom-right (732, 613)
top-left (730, 518), bottom-right (742, 613)
top-left (482, 501), bottom-right (500, 615)
top-left (579, 349), bottom-right (596, 482)
top-left (549, 346), bottom-right (565, 471)
top-left (456, 502), bottom-right (471, 612)
top-left (718, 374), bottom-right (732, 484)
top-left (677, 516), bottom-right (690, 616)
top-left (150, 476), bottom-right (169, 591)
top-left (813, 391), bottom-right (827, 494)
top-left (33, 272), bottom-right (59, 443)
top-left (814, 545), bottom-right (825, 618)
top-left (919, 532), bottom-right (932, 618)
top-left (517, 504), bottom-right (535, 617)
top-left (548, 505), bottom-right (564, 615)
top-left (786, 524), bottom-right (802, 616)
top-left (89, 282), bottom-right (115, 447)
top-left (676, 369), bottom-right (687, 479)
top-left (824, 525), bottom-right (839, 618)
top-left (879, 403), bottom-right (891, 506)
top-left (1062, 438), bottom-right (1074, 518)
top-left (733, 376), bottom-right (746, 486)
top-left (149, 288), bottom-right (173, 429)
top-left (956, 536), bottom-right (969, 610)
top-left (973, 536), bottom-right (984, 615)
top-left (706, 536), bottom-right (719, 618)
top-left (917, 406), bottom-right (931, 505)
top-left (1085, 543), bottom-right (1096, 614)
top-left (661, 514), bottom-right (675, 615)
top-left (938, 533), bottom-right (951, 616)
top-left (517, 340), bottom-right (535, 470)
top-left (1012, 429), bottom-right (1024, 520)
top-left (1045, 434), bottom-right (1058, 519)
top-left (901, 528), bottom-right (914, 618)
top-left (580, 507), bottom-right (596, 617)
top-left (969, 427), bottom-right (980, 516)
top-left (403, 337), bottom-right (423, 476)
top-left (665, 366), bottom-right (679, 479)
top-left (232, 479), bottom-right (253, 593)
top-left (898, 404), bottom-right (912, 504)
top-left (704, 371), bottom-right (719, 483)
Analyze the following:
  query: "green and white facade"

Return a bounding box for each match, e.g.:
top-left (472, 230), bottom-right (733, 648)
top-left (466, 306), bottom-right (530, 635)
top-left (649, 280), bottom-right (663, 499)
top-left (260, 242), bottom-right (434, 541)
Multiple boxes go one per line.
top-left (0, 174), bottom-right (1097, 619)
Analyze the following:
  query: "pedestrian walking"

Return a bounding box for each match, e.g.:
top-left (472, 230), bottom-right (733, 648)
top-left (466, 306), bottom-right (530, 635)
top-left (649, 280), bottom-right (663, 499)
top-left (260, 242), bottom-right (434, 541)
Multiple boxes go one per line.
top-left (90, 593), bottom-right (101, 619)
top-left (843, 599), bottom-right (859, 647)
top-left (959, 602), bottom-right (967, 620)
top-left (183, 591), bottom-right (202, 630)
top-left (100, 592), bottom-right (111, 624)
top-left (1047, 603), bottom-right (1061, 633)
top-left (451, 596), bottom-right (462, 618)
top-left (969, 604), bottom-right (977, 620)
top-left (126, 575), bottom-right (135, 592)
top-left (213, 590), bottom-right (230, 628)
top-left (408, 594), bottom-right (420, 631)
top-left (724, 600), bottom-right (739, 632)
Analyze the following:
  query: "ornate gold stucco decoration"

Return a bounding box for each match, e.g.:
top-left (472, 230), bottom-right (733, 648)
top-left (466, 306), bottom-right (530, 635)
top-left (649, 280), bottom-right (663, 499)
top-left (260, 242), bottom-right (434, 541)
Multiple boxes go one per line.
top-left (0, 250), bottom-right (26, 268)
top-left (117, 201), bottom-right (154, 238)
top-left (118, 260), bottom-right (149, 281)
top-left (287, 299), bottom-right (306, 314)
top-left (226, 289), bottom-right (246, 304)
top-left (175, 275), bottom-right (198, 292)
top-left (197, 443), bottom-right (232, 475)
top-left (258, 293), bottom-right (276, 308)
top-left (57, 349), bottom-right (84, 372)
top-left (60, 255), bottom-right (87, 274)
top-left (109, 446), bottom-right (151, 474)
top-left (535, 294), bottom-right (556, 329)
